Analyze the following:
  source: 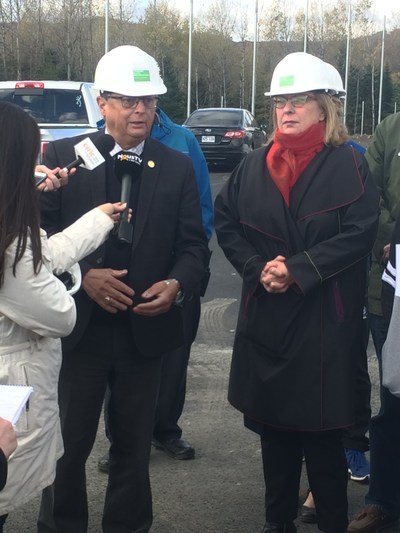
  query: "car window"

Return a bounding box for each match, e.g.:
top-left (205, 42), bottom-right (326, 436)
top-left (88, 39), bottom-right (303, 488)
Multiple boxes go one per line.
top-left (243, 111), bottom-right (251, 127)
top-left (186, 110), bottom-right (242, 127)
top-left (0, 88), bottom-right (89, 124)
top-left (244, 111), bottom-right (256, 127)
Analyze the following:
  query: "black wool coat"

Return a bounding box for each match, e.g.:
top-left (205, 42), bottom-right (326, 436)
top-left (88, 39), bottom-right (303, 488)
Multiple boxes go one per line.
top-left (215, 143), bottom-right (379, 431)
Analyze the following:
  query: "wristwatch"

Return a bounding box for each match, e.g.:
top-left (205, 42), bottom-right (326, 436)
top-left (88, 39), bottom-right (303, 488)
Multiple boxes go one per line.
top-left (164, 278), bottom-right (184, 304)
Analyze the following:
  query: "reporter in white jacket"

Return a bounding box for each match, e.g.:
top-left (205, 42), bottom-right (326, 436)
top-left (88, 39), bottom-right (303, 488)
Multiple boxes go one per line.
top-left (0, 101), bottom-right (125, 526)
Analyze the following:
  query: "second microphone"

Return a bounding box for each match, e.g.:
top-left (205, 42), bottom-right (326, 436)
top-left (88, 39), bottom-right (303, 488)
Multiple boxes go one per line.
top-left (113, 151), bottom-right (143, 244)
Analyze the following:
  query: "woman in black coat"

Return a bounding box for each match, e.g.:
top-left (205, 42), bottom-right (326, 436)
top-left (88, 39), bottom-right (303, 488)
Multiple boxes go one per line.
top-left (214, 52), bottom-right (379, 533)
top-left (0, 417), bottom-right (16, 490)
top-left (0, 417), bottom-right (17, 532)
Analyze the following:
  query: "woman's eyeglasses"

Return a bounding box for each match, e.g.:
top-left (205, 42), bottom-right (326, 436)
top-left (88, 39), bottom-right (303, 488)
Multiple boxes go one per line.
top-left (104, 94), bottom-right (158, 109)
top-left (272, 95), bottom-right (315, 109)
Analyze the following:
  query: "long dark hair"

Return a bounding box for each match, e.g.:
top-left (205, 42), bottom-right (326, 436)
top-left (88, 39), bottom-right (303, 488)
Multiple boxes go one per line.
top-left (0, 102), bottom-right (42, 287)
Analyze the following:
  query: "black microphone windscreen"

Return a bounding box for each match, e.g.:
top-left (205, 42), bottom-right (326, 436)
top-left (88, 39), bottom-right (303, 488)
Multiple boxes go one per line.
top-left (114, 152), bottom-right (143, 182)
top-left (94, 134), bottom-right (115, 157)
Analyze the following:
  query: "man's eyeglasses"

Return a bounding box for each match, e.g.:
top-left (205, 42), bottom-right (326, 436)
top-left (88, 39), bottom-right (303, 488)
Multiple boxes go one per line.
top-left (103, 94), bottom-right (158, 110)
top-left (272, 95), bottom-right (315, 109)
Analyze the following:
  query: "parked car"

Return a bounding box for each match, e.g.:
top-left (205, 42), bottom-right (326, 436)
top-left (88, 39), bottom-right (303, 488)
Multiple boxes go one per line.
top-left (183, 107), bottom-right (265, 168)
top-left (0, 80), bottom-right (103, 160)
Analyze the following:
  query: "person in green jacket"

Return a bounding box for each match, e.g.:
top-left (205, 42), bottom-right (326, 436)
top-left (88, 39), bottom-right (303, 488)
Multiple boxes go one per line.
top-left (347, 112), bottom-right (400, 533)
top-left (365, 112), bottom-right (400, 372)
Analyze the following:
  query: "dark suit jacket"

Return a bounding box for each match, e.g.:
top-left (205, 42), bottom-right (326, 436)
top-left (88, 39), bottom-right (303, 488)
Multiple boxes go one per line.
top-left (0, 449), bottom-right (7, 491)
top-left (40, 131), bottom-right (208, 357)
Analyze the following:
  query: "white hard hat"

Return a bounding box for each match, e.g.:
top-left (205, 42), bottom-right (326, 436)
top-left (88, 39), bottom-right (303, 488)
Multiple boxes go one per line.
top-left (93, 45), bottom-right (167, 97)
top-left (265, 52), bottom-right (345, 97)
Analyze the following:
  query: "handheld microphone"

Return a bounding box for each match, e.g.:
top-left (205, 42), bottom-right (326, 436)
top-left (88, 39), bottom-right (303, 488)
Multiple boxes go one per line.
top-left (57, 134), bottom-right (115, 177)
top-left (113, 151), bottom-right (143, 244)
top-left (34, 171), bottom-right (47, 187)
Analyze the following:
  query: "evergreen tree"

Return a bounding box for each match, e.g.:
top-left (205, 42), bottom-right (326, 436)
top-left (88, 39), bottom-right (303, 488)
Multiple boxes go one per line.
top-left (158, 55), bottom-right (186, 124)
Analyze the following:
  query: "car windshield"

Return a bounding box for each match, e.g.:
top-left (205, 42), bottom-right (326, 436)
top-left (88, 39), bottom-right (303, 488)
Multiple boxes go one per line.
top-left (0, 88), bottom-right (89, 125)
top-left (186, 110), bottom-right (242, 127)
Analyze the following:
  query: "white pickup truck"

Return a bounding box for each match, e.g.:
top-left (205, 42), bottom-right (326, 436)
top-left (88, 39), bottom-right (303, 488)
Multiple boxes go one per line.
top-left (0, 80), bottom-right (104, 160)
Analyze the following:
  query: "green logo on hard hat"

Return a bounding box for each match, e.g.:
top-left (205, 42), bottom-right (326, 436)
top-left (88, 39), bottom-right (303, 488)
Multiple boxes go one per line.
top-left (279, 75), bottom-right (294, 87)
top-left (133, 70), bottom-right (151, 82)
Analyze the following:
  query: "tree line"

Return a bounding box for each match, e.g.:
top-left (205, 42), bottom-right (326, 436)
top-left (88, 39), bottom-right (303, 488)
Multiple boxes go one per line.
top-left (1, 0), bottom-right (399, 134)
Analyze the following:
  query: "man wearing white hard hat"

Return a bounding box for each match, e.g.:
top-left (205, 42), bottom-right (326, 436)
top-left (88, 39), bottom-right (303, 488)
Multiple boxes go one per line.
top-left (37, 45), bottom-right (208, 533)
top-left (97, 105), bottom-right (213, 471)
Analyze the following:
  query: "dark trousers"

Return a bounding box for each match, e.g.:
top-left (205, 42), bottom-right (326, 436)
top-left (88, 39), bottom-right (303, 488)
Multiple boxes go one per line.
top-left (153, 294), bottom-right (201, 440)
top-left (368, 312), bottom-right (390, 380)
top-left (365, 385), bottom-right (400, 518)
top-left (261, 429), bottom-right (348, 533)
top-left (37, 321), bottom-right (162, 533)
top-left (103, 294), bottom-right (201, 444)
top-left (342, 315), bottom-right (371, 452)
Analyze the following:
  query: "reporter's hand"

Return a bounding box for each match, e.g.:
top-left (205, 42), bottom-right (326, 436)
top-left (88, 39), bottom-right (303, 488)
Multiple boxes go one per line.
top-left (82, 268), bottom-right (134, 314)
top-left (0, 417), bottom-right (17, 459)
top-left (98, 202), bottom-right (132, 223)
top-left (35, 165), bottom-right (76, 192)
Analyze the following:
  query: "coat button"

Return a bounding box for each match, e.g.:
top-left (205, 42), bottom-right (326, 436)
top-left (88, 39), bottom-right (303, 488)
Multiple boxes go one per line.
top-left (95, 257), bottom-right (103, 265)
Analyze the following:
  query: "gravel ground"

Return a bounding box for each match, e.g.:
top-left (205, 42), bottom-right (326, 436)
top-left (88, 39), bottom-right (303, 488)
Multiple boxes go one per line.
top-left (5, 310), bottom-right (396, 533)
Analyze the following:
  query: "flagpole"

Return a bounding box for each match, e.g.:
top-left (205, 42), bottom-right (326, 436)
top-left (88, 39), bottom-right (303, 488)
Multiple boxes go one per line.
top-left (105, 0), bottom-right (109, 53)
top-left (378, 15), bottom-right (386, 124)
top-left (303, 0), bottom-right (308, 52)
top-left (343, 0), bottom-right (351, 125)
top-left (251, 0), bottom-right (258, 116)
top-left (187, 0), bottom-right (193, 117)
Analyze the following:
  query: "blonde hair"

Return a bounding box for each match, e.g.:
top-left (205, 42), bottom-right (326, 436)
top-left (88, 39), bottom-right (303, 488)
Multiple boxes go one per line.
top-left (316, 93), bottom-right (348, 146)
top-left (270, 92), bottom-right (348, 146)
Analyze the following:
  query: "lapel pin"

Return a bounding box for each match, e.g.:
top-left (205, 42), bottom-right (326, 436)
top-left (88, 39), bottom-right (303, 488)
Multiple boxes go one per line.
top-left (148, 160), bottom-right (155, 168)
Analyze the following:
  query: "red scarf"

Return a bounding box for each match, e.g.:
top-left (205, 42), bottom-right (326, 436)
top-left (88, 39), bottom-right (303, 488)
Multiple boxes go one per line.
top-left (266, 121), bottom-right (325, 206)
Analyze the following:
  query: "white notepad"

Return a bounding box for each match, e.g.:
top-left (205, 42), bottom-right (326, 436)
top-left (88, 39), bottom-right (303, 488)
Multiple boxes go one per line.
top-left (0, 384), bottom-right (33, 425)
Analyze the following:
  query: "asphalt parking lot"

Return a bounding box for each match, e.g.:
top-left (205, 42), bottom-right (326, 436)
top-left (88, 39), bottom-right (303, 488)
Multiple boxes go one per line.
top-left (5, 304), bottom-right (394, 533)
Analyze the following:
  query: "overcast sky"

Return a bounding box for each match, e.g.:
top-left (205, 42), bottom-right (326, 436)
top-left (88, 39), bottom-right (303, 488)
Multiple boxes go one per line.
top-left (139, 0), bottom-right (399, 26)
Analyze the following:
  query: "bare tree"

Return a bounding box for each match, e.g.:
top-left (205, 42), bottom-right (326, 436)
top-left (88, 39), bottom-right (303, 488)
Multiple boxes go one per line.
top-left (0, 0), bottom-right (9, 77)
top-left (259, 0), bottom-right (295, 55)
top-left (200, 0), bottom-right (238, 107)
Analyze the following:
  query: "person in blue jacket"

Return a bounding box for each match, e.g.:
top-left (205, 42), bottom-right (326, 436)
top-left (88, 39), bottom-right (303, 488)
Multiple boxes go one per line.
top-left (151, 108), bottom-right (213, 242)
top-left (150, 108), bottom-right (213, 459)
top-left (98, 107), bottom-right (213, 470)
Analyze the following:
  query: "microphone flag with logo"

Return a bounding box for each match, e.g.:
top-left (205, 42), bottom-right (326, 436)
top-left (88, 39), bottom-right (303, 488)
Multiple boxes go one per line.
top-left (57, 134), bottom-right (115, 177)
